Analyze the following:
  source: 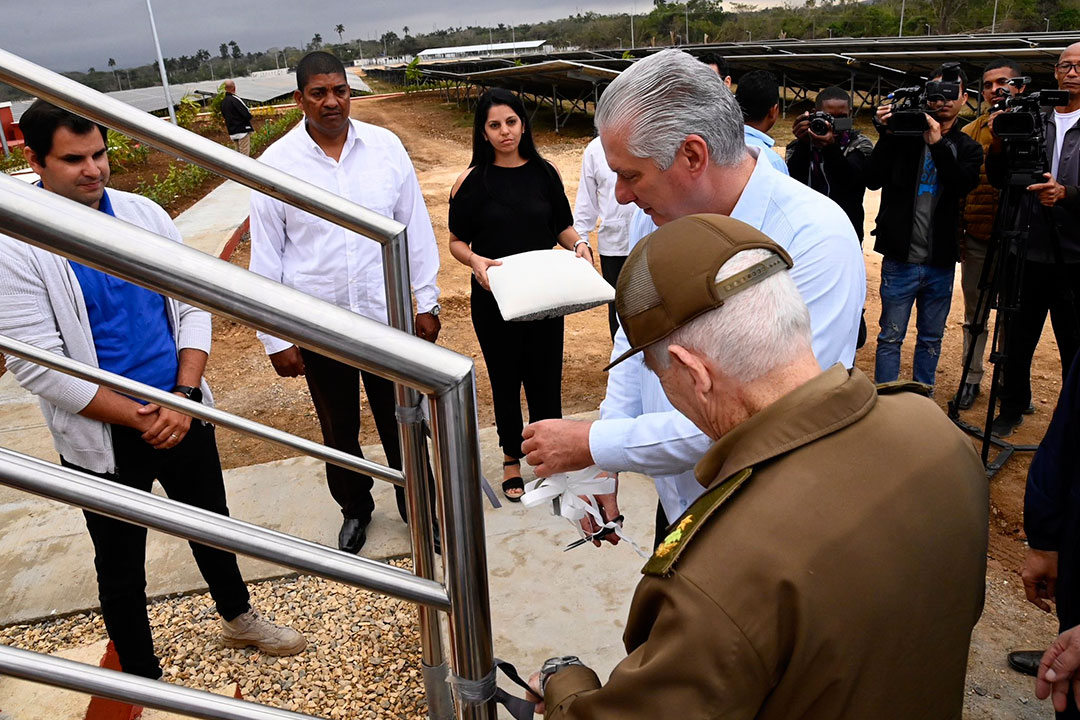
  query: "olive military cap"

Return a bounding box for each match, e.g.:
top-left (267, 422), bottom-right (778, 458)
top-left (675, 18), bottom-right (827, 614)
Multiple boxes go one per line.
top-left (605, 214), bottom-right (794, 370)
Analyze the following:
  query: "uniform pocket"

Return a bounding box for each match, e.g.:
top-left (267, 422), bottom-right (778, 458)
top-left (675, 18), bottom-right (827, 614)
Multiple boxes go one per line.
top-left (0, 295), bottom-right (44, 329)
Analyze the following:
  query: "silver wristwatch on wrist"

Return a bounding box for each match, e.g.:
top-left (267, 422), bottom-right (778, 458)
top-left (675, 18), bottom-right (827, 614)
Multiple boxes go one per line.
top-left (539, 655), bottom-right (584, 694)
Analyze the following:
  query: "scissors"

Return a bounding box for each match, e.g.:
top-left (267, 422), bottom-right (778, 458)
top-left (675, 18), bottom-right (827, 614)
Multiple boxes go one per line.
top-left (564, 514), bottom-right (625, 551)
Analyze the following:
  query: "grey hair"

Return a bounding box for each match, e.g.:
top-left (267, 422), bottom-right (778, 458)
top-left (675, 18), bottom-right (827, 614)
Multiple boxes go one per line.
top-left (644, 249), bottom-right (813, 384)
top-left (595, 48), bottom-right (746, 170)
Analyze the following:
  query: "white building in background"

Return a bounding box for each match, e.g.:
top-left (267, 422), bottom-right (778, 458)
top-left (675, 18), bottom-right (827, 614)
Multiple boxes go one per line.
top-left (251, 68), bottom-right (289, 78)
top-left (417, 40), bottom-right (549, 60)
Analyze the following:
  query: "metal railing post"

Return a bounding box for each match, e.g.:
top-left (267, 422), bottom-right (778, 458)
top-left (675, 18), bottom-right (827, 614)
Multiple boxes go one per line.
top-left (381, 230), bottom-right (454, 720)
top-left (430, 376), bottom-right (497, 720)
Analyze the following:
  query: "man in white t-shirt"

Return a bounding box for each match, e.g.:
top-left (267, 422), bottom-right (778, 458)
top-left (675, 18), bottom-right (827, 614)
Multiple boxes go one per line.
top-left (986, 41), bottom-right (1080, 438)
top-left (574, 136), bottom-right (637, 339)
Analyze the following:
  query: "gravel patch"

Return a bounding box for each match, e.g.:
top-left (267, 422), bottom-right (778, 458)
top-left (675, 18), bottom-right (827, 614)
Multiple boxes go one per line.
top-left (0, 562), bottom-right (427, 719)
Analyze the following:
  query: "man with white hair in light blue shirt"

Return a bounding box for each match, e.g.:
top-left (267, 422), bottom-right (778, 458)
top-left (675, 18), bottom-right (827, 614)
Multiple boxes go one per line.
top-left (521, 48), bottom-right (866, 544)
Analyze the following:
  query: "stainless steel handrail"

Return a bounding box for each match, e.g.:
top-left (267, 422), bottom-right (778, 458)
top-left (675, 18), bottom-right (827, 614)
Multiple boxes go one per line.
top-left (0, 49), bottom-right (496, 720)
top-left (0, 447), bottom-right (450, 610)
top-left (0, 334), bottom-right (406, 487)
top-left (0, 645), bottom-right (325, 720)
top-left (0, 174), bottom-right (471, 393)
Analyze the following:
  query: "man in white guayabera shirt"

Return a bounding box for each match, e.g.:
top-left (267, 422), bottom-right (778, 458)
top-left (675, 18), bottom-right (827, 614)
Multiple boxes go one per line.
top-left (521, 49), bottom-right (866, 546)
top-left (249, 51), bottom-right (441, 555)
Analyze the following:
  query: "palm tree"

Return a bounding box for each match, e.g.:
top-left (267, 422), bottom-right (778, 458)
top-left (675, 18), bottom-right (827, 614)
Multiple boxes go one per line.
top-left (310, 33), bottom-right (323, 49)
top-left (403, 25), bottom-right (410, 36)
top-left (107, 57), bottom-right (120, 90)
top-left (335, 24), bottom-right (345, 42)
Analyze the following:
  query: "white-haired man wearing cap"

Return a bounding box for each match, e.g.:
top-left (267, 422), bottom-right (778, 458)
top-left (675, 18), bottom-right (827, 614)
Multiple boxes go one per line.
top-left (523, 49), bottom-right (866, 544)
top-left (526, 214), bottom-right (987, 719)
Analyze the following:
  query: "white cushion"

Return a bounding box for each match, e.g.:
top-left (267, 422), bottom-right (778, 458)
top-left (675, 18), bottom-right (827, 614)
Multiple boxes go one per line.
top-left (486, 249), bottom-right (615, 322)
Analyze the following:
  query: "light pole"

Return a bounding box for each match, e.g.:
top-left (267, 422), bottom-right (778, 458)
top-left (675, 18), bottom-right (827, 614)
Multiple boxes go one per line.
top-left (898, 0), bottom-right (905, 36)
top-left (631, 0), bottom-right (636, 49)
top-left (1045, 17), bottom-right (1051, 31)
top-left (828, 28), bottom-right (833, 38)
top-left (144, 0), bottom-right (177, 124)
top-left (746, 29), bottom-right (752, 42)
top-left (616, 36), bottom-right (623, 49)
top-left (685, 7), bottom-right (690, 45)
top-left (925, 23), bottom-right (931, 35)
top-left (991, 0), bottom-right (999, 32)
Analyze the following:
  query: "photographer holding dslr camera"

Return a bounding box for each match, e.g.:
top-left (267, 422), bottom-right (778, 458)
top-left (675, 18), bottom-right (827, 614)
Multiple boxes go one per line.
top-left (985, 42), bottom-right (1080, 438)
top-left (867, 62), bottom-right (982, 391)
top-left (787, 86), bottom-right (875, 243)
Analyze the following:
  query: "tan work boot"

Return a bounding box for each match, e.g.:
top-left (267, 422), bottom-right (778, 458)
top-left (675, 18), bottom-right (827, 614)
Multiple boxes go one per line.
top-left (221, 610), bottom-right (307, 656)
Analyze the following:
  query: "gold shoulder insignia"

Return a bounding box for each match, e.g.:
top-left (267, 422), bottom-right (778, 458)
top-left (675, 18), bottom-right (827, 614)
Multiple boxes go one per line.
top-left (875, 380), bottom-right (933, 397)
top-left (643, 468), bottom-right (753, 577)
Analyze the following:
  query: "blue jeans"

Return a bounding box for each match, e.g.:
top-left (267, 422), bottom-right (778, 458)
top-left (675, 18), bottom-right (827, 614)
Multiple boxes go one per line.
top-left (875, 258), bottom-right (955, 388)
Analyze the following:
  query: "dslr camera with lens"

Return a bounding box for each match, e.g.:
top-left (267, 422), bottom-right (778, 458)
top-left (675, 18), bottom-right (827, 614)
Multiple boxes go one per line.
top-left (885, 62), bottom-right (964, 136)
top-left (807, 111), bottom-right (853, 136)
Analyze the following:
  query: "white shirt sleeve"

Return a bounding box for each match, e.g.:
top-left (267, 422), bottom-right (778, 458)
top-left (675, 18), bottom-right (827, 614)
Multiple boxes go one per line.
top-left (573, 144), bottom-right (601, 245)
top-left (247, 190), bottom-right (294, 356)
top-left (588, 311), bottom-right (712, 477)
top-left (391, 147), bottom-right (441, 314)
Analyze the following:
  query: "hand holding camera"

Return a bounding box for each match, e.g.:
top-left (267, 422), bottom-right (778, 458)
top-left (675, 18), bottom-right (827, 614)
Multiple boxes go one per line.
top-left (793, 110), bottom-right (852, 148)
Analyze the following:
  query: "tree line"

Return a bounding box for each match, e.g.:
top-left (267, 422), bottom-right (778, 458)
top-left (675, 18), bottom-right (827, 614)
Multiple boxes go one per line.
top-left (2, 0), bottom-right (1076, 104)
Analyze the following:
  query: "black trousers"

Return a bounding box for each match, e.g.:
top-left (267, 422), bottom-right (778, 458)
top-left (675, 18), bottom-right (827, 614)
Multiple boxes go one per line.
top-left (999, 260), bottom-right (1080, 419)
top-left (600, 254), bottom-right (628, 341)
top-left (62, 422), bottom-right (249, 680)
top-left (471, 285), bottom-right (563, 458)
top-left (302, 348), bottom-right (434, 524)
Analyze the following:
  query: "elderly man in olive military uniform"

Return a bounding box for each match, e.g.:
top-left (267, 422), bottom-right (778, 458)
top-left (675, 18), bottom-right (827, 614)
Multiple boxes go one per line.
top-left (527, 214), bottom-right (989, 719)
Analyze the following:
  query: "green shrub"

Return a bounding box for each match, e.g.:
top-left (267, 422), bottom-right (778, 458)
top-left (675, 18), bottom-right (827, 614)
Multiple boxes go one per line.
top-left (251, 108), bottom-right (302, 155)
top-left (0, 146), bottom-right (28, 173)
top-left (175, 94), bottom-right (201, 130)
top-left (107, 130), bottom-right (150, 174)
top-left (208, 83), bottom-right (227, 122)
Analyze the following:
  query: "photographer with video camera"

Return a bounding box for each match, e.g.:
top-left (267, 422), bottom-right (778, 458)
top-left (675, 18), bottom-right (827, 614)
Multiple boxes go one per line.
top-left (985, 43), bottom-right (1080, 438)
top-left (952, 59), bottom-right (1026, 411)
top-left (867, 63), bottom-right (982, 391)
top-left (787, 87), bottom-right (875, 243)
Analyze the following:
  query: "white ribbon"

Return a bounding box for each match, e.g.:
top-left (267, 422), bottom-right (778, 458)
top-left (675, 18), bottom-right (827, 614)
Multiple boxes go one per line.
top-left (522, 466), bottom-right (649, 558)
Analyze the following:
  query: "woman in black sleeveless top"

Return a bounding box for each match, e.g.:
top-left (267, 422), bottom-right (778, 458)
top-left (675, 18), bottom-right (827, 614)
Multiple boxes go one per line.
top-left (448, 88), bottom-right (592, 501)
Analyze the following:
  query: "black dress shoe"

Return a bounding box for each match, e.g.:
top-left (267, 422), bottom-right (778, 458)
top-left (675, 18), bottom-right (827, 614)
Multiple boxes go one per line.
top-left (338, 517), bottom-right (368, 554)
top-left (1007, 649), bottom-right (1042, 677)
top-left (955, 382), bottom-right (980, 410)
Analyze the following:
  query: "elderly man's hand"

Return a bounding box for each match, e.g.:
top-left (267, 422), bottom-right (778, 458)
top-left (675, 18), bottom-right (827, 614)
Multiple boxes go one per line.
top-left (521, 419), bottom-right (594, 477)
top-left (527, 671), bottom-right (545, 714)
top-left (1037, 626), bottom-right (1080, 712)
top-left (1022, 548), bottom-right (1059, 612)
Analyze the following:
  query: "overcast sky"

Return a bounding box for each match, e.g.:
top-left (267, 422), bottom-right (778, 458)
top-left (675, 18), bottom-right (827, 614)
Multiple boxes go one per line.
top-left (0, 0), bottom-right (688, 74)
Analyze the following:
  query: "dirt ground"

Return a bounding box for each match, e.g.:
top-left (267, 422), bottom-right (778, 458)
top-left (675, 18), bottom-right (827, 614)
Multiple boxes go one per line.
top-left (201, 92), bottom-right (1068, 717)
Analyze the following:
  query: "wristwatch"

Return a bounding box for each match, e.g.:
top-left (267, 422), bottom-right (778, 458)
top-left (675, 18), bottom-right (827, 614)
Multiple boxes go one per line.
top-left (423, 304), bottom-right (441, 317)
top-left (539, 655), bottom-right (584, 694)
top-left (172, 385), bottom-right (203, 403)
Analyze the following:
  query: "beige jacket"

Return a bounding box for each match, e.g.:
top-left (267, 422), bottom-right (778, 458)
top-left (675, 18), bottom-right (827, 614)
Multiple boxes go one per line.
top-left (545, 366), bottom-right (988, 720)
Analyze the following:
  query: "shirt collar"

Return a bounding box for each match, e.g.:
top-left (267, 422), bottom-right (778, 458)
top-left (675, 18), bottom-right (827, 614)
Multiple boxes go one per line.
top-left (694, 365), bottom-right (877, 489)
top-left (299, 117), bottom-right (358, 161)
top-left (743, 124), bottom-right (775, 148)
top-left (35, 181), bottom-right (114, 216)
top-left (729, 147), bottom-right (774, 232)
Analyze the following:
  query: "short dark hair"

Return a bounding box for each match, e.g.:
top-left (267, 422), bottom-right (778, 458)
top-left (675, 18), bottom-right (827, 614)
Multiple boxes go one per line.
top-left (930, 63), bottom-right (968, 91)
top-left (296, 51), bottom-right (346, 91)
top-left (698, 52), bottom-right (730, 78)
top-left (982, 57), bottom-right (1023, 79)
top-left (815, 86), bottom-right (851, 109)
top-left (735, 70), bottom-right (780, 122)
top-left (19, 99), bottom-right (107, 165)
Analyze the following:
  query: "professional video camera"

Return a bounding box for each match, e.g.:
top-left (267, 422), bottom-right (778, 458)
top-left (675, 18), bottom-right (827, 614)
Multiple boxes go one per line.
top-left (886, 62), bottom-right (964, 136)
top-left (807, 111), bottom-right (853, 136)
top-left (991, 77), bottom-right (1071, 139)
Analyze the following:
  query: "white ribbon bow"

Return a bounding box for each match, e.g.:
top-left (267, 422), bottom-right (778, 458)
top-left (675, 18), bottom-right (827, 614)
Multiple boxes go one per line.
top-left (522, 466), bottom-right (648, 558)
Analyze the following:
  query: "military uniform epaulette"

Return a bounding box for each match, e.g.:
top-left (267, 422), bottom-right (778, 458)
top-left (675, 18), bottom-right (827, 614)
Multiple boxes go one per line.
top-left (874, 380), bottom-right (934, 397)
top-left (643, 468), bottom-right (754, 577)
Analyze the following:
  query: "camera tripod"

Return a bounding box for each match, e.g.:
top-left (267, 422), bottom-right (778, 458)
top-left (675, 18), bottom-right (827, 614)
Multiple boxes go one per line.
top-left (947, 134), bottom-right (1077, 477)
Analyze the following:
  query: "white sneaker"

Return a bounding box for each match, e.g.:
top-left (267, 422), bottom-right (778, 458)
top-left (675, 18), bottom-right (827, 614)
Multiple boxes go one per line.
top-left (221, 610), bottom-right (307, 656)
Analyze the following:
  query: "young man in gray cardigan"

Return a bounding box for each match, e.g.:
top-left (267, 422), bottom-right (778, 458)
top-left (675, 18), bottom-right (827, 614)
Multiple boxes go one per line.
top-left (0, 101), bottom-right (305, 680)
